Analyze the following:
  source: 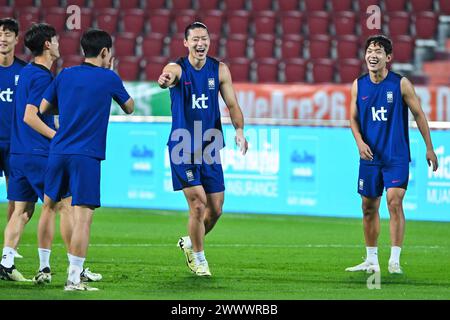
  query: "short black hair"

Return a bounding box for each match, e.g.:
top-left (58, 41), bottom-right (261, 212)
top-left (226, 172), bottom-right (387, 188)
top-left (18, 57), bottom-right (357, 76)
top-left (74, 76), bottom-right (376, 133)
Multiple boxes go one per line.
top-left (365, 34), bottom-right (393, 55)
top-left (24, 23), bottom-right (57, 57)
top-left (81, 29), bottom-right (112, 58)
top-left (184, 22), bottom-right (209, 40)
top-left (0, 18), bottom-right (19, 36)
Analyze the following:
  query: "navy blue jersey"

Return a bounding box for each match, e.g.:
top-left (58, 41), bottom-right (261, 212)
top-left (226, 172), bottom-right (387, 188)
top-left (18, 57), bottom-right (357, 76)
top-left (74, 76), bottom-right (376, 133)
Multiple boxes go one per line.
top-left (357, 71), bottom-right (410, 165)
top-left (43, 63), bottom-right (131, 160)
top-left (168, 57), bottom-right (224, 153)
top-left (10, 62), bottom-right (55, 156)
top-left (0, 57), bottom-right (27, 145)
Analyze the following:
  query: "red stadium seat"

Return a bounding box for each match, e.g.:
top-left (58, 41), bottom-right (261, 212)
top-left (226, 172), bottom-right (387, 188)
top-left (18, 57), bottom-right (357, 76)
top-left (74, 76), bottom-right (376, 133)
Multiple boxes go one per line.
top-left (357, 0), bottom-right (382, 12)
top-left (308, 34), bottom-right (331, 59)
top-left (0, 0), bottom-right (8, 5)
top-left (148, 9), bottom-right (171, 34)
top-left (250, 0), bottom-right (273, 11)
top-left (169, 33), bottom-right (187, 59)
top-left (144, 0), bottom-right (166, 10)
top-left (60, 55), bottom-right (83, 69)
top-left (384, 0), bottom-right (407, 11)
top-left (141, 33), bottom-right (165, 57)
top-left (333, 11), bottom-right (356, 36)
top-left (15, 36), bottom-right (26, 55)
top-left (171, 0), bottom-right (192, 10)
top-left (307, 11), bottom-right (330, 35)
top-left (16, 7), bottom-right (40, 33)
top-left (58, 31), bottom-right (81, 56)
top-left (197, 10), bottom-right (223, 35)
top-left (279, 11), bottom-right (303, 35)
top-left (253, 11), bottom-right (276, 35)
top-left (304, 0), bottom-right (326, 11)
top-left (330, 0), bottom-right (353, 11)
top-left (121, 9), bottom-right (145, 35)
top-left (117, 56), bottom-right (141, 81)
top-left (281, 34), bottom-right (304, 59)
top-left (224, 34), bottom-right (248, 58)
top-left (66, 0), bottom-right (86, 6)
top-left (114, 33), bottom-right (136, 57)
top-left (338, 58), bottom-right (362, 83)
top-left (143, 56), bottom-right (168, 81)
top-left (223, 0), bottom-right (247, 11)
top-left (387, 12), bottom-right (410, 37)
top-left (78, 8), bottom-right (94, 30)
top-left (92, 0), bottom-right (114, 9)
top-left (255, 58), bottom-right (279, 83)
top-left (96, 8), bottom-right (119, 34)
top-left (335, 35), bottom-right (360, 59)
top-left (278, 0), bottom-right (300, 11)
top-left (392, 35), bottom-right (414, 63)
top-left (227, 10), bottom-right (250, 35)
top-left (207, 33), bottom-right (220, 58)
top-left (225, 57), bottom-right (250, 82)
top-left (40, 0), bottom-right (61, 8)
top-left (14, 0), bottom-right (34, 7)
top-left (197, 0), bottom-right (220, 10)
top-left (310, 59), bottom-right (334, 83)
top-left (173, 10), bottom-right (197, 34)
top-left (411, 0), bottom-right (434, 12)
top-left (284, 58), bottom-right (306, 83)
top-left (414, 12), bottom-right (438, 39)
top-left (253, 34), bottom-right (275, 59)
top-left (0, 7), bottom-right (14, 18)
top-left (42, 8), bottom-right (67, 33)
top-left (117, 0), bottom-right (141, 9)
top-left (440, 0), bottom-right (450, 15)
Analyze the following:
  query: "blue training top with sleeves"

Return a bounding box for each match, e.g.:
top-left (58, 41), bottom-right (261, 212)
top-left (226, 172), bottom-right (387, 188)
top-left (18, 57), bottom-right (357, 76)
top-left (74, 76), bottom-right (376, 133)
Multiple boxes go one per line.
top-left (43, 62), bottom-right (131, 160)
top-left (0, 57), bottom-right (27, 145)
top-left (357, 71), bottom-right (410, 165)
top-left (168, 56), bottom-right (224, 154)
top-left (10, 62), bottom-right (55, 156)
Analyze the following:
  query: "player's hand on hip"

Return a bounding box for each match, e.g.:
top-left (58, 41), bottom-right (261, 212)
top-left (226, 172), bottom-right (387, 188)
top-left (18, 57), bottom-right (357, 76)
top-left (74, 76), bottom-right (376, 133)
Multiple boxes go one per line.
top-left (426, 149), bottom-right (438, 171)
top-left (235, 129), bottom-right (248, 155)
top-left (158, 72), bottom-right (173, 87)
top-left (357, 141), bottom-right (374, 161)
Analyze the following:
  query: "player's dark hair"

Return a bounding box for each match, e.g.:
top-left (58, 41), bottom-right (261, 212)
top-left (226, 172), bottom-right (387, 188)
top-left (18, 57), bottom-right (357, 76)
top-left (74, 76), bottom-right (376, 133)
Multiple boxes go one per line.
top-left (24, 23), bottom-right (57, 57)
top-left (0, 18), bottom-right (19, 36)
top-left (81, 29), bottom-right (112, 58)
top-left (365, 34), bottom-right (393, 55)
top-left (184, 22), bottom-right (209, 40)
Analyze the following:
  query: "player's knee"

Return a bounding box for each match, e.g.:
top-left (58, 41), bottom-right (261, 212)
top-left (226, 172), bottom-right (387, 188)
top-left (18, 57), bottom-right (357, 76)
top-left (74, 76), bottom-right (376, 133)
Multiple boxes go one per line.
top-left (362, 203), bottom-right (377, 217)
top-left (190, 198), bottom-right (206, 217)
top-left (211, 205), bottom-right (222, 219)
top-left (387, 197), bottom-right (403, 214)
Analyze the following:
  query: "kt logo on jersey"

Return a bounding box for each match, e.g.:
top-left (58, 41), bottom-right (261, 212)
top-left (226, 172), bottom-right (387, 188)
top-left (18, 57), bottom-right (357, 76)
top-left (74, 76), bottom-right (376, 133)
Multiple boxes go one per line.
top-left (0, 88), bottom-right (13, 102)
top-left (371, 106), bottom-right (388, 121)
top-left (192, 94), bottom-right (209, 109)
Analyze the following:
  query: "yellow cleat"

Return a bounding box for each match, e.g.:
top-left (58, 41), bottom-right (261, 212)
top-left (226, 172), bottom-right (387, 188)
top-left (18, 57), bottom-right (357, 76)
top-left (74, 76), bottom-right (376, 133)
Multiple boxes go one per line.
top-left (0, 264), bottom-right (31, 282)
top-left (177, 236), bottom-right (196, 273)
top-left (195, 262), bottom-right (212, 277)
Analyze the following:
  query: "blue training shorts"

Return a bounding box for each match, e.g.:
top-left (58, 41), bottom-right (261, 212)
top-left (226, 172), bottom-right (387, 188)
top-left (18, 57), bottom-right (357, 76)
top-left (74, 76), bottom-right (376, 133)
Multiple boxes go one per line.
top-left (45, 154), bottom-right (101, 208)
top-left (358, 162), bottom-right (409, 198)
top-left (7, 154), bottom-right (48, 202)
top-left (0, 143), bottom-right (10, 177)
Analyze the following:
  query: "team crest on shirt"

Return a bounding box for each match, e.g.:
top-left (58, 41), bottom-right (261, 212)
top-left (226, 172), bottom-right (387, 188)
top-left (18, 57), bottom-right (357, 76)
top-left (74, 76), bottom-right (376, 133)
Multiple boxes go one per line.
top-left (359, 179), bottom-right (364, 190)
top-left (15, 75), bottom-right (19, 86)
top-left (208, 78), bottom-right (215, 90)
top-left (186, 170), bottom-right (194, 182)
top-left (387, 91), bottom-right (393, 103)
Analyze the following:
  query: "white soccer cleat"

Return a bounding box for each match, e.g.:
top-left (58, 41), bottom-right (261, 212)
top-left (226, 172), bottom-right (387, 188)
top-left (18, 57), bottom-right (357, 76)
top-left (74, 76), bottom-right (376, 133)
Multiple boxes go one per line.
top-left (388, 262), bottom-right (403, 274)
top-left (177, 236), bottom-right (196, 273)
top-left (345, 260), bottom-right (380, 273)
top-left (195, 261), bottom-right (212, 277)
top-left (14, 251), bottom-right (23, 259)
top-left (80, 268), bottom-right (102, 282)
top-left (0, 264), bottom-right (31, 282)
top-left (32, 267), bottom-right (52, 284)
top-left (64, 280), bottom-right (99, 291)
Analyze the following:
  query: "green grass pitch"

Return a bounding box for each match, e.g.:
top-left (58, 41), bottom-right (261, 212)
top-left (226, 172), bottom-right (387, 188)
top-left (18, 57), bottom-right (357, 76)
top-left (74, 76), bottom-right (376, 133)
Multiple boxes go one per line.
top-left (0, 203), bottom-right (448, 300)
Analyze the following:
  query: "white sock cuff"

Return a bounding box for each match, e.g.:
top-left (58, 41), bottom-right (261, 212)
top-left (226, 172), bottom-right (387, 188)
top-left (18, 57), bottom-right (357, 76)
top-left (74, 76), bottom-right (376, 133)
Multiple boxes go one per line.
top-left (69, 254), bottom-right (85, 268)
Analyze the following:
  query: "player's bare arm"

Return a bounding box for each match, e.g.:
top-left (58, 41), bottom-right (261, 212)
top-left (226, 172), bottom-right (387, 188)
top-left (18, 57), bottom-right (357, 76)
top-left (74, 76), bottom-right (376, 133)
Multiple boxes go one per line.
top-left (158, 63), bottom-right (182, 89)
top-left (401, 77), bottom-right (438, 171)
top-left (349, 79), bottom-right (373, 161)
top-left (219, 62), bottom-right (248, 155)
top-left (120, 98), bottom-right (134, 114)
top-left (24, 104), bottom-right (56, 139)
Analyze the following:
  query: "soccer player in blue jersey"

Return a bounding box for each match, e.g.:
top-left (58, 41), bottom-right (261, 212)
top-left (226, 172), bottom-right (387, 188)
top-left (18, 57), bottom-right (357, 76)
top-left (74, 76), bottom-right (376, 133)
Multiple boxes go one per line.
top-left (158, 22), bottom-right (248, 277)
top-left (347, 35), bottom-right (438, 274)
top-left (39, 29), bottom-right (134, 290)
top-left (0, 18), bottom-right (27, 259)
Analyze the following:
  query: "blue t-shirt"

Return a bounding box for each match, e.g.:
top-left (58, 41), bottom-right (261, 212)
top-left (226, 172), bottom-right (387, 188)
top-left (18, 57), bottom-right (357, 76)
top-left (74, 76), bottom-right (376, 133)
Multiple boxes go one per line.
top-left (10, 62), bottom-right (56, 156)
top-left (43, 62), bottom-right (131, 160)
top-left (0, 57), bottom-right (27, 145)
top-left (357, 71), bottom-right (410, 165)
top-left (168, 56), bottom-right (224, 153)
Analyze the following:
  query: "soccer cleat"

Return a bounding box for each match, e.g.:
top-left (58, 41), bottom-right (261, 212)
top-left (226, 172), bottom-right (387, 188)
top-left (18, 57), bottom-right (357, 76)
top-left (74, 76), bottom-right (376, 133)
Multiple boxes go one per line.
top-left (388, 262), bottom-right (403, 274)
top-left (64, 280), bottom-right (99, 291)
top-left (14, 251), bottom-right (23, 259)
top-left (177, 236), bottom-right (196, 273)
top-left (0, 264), bottom-right (31, 282)
top-left (195, 262), bottom-right (212, 277)
top-left (80, 268), bottom-right (102, 282)
top-left (345, 260), bottom-right (380, 273)
top-left (32, 267), bottom-right (52, 284)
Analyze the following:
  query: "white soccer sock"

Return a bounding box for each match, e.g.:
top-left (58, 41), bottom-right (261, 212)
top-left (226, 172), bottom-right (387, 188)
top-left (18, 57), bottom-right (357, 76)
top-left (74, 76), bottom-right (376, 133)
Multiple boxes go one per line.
top-left (389, 246), bottom-right (402, 264)
top-left (193, 251), bottom-right (206, 265)
top-left (183, 236), bottom-right (192, 249)
top-left (366, 247), bottom-right (379, 264)
top-left (67, 254), bottom-right (85, 284)
top-left (38, 248), bottom-right (51, 271)
top-left (1, 247), bottom-right (16, 268)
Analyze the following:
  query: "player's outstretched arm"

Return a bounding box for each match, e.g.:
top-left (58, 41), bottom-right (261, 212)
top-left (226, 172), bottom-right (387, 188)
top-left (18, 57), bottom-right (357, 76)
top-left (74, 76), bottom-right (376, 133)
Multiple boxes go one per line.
top-left (219, 62), bottom-right (248, 155)
top-left (349, 79), bottom-right (373, 161)
top-left (158, 63), bottom-right (181, 89)
top-left (24, 103), bottom-right (56, 139)
top-left (401, 77), bottom-right (438, 171)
